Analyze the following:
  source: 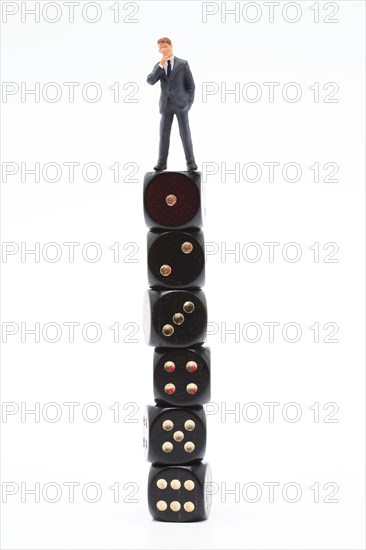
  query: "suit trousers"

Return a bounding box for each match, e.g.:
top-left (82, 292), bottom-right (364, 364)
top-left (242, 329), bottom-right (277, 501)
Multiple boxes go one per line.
top-left (158, 97), bottom-right (195, 165)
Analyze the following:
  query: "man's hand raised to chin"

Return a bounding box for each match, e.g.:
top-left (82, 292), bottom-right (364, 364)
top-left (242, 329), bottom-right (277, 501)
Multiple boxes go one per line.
top-left (160, 54), bottom-right (170, 66)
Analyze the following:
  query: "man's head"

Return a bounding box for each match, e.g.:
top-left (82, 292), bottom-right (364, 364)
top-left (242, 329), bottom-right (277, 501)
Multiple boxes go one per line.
top-left (157, 37), bottom-right (173, 58)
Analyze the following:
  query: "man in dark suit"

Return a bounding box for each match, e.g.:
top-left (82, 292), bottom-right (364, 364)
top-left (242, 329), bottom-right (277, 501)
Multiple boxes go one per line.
top-left (147, 37), bottom-right (197, 172)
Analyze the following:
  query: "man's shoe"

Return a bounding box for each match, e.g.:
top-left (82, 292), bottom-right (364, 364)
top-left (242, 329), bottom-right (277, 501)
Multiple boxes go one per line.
top-left (154, 163), bottom-right (167, 172)
top-left (187, 161), bottom-right (198, 172)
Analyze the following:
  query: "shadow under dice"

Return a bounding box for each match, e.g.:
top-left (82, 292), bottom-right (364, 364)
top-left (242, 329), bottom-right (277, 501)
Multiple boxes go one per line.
top-left (148, 462), bottom-right (212, 522)
top-left (143, 289), bottom-right (207, 347)
top-left (143, 405), bottom-right (206, 465)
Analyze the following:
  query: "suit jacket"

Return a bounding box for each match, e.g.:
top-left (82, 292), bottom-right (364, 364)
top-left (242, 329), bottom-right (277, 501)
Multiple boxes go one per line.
top-left (147, 56), bottom-right (195, 114)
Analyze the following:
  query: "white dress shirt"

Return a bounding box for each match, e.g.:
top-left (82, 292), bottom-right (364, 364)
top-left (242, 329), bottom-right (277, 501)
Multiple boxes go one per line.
top-left (159, 55), bottom-right (174, 74)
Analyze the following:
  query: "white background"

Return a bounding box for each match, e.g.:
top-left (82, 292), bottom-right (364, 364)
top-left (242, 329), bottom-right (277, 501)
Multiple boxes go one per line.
top-left (1, 1), bottom-right (365, 549)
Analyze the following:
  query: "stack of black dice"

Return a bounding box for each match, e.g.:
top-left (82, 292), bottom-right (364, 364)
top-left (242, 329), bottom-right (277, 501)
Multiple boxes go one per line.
top-left (143, 170), bottom-right (212, 522)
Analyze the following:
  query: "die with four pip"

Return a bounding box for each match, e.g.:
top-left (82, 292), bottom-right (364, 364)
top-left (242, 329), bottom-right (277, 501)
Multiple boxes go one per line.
top-left (143, 170), bottom-right (211, 522)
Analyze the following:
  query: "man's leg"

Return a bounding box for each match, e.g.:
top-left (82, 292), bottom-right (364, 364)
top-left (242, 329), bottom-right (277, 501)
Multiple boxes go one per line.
top-left (175, 109), bottom-right (195, 164)
top-left (157, 104), bottom-right (174, 168)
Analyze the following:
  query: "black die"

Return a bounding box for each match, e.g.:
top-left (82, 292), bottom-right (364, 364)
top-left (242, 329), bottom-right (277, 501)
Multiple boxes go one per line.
top-left (143, 405), bottom-right (206, 465)
top-left (153, 347), bottom-right (211, 406)
top-left (143, 289), bottom-right (207, 347)
top-left (143, 171), bottom-right (203, 230)
top-left (148, 462), bottom-right (212, 522)
top-left (147, 229), bottom-right (205, 289)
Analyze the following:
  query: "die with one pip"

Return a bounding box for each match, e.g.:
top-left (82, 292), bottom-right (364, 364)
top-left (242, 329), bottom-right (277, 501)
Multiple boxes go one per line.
top-left (143, 171), bottom-right (203, 230)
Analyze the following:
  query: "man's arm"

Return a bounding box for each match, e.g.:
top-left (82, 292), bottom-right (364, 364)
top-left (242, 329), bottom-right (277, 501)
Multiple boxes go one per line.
top-left (184, 62), bottom-right (195, 105)
top-left (147, 63), bottom-right (164, 85)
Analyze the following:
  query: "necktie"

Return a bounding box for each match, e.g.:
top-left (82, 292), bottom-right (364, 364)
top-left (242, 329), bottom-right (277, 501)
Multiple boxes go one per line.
top-left (167, 59), bottom-right (171, 77)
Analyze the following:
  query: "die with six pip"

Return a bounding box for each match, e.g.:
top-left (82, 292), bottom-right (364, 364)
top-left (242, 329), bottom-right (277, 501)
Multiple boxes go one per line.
top-left (148, 462), bottom-right (212, 522)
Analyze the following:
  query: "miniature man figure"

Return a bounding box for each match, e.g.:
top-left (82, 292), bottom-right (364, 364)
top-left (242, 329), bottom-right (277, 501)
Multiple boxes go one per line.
top-left (147, 37), bottom-right (197, 172)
